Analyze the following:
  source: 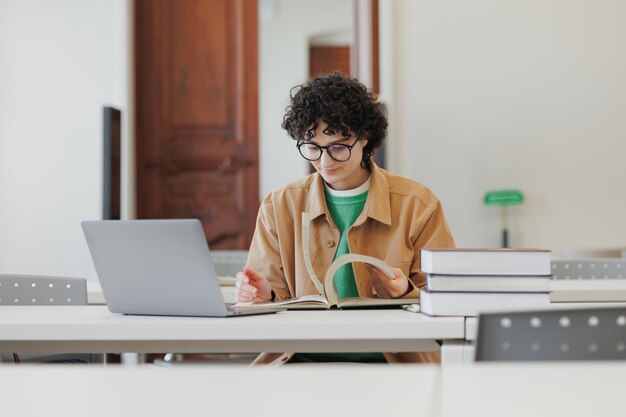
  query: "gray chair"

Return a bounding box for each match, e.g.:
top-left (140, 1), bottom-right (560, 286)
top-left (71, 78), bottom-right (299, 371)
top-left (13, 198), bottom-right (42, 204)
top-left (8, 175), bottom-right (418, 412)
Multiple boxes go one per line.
top-left (474, 307), bottom-right (626, 361)
top-left (551, 259), bottom-right (626, 280)
top-left (211, 250), bottom-right (249, 279)
top-left (0, 274), bottom-right (89, 363)
top-left (550, 259), bottom-right (626, 302)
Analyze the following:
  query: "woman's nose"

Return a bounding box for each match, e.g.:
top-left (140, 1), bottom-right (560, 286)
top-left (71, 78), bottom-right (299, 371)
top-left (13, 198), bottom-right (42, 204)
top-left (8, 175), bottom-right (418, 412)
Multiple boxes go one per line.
top-left (320, 149), bottom-right (334, 166)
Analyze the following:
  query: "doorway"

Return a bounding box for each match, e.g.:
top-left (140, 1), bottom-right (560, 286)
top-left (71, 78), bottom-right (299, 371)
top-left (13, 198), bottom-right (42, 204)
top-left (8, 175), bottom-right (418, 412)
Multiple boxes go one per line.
top-left (134, 0), bottom-right (259, 249)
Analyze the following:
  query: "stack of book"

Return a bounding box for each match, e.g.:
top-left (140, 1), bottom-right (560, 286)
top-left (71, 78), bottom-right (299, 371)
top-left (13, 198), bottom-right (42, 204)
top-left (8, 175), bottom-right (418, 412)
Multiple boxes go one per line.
top-left (550, 259), bottom-right (626, 302)
top-left (419, 248), bottom-right (552, 316)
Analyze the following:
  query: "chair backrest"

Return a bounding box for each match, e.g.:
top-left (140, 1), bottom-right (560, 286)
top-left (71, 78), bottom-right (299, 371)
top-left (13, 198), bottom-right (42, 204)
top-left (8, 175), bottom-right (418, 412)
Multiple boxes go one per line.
top-left (210, 250), bottom-right (248, 278)
top-left (474, 307), bottom-right (626, 361)
top-left (0, 275), bottom-right (87, 306)
top-left (551, 259), bottom-right (626, 280)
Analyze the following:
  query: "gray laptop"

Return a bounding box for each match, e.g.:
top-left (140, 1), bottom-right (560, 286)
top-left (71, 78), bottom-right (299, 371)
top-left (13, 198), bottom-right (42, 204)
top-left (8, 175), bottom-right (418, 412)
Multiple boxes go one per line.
top-left (81, 219), bottom-right (277, 317)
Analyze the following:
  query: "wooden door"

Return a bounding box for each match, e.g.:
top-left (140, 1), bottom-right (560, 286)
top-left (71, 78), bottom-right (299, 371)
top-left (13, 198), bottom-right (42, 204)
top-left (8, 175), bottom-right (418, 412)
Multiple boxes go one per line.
top-left (135, 0), bottom-right (258, 249)
top-left (309, 46), bottom-right (351, 78)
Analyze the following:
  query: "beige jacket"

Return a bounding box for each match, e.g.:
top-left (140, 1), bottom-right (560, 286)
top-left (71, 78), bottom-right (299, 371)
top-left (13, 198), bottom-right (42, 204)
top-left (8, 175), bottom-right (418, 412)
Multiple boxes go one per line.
top-left (246, 163), bottom-right (455, 364)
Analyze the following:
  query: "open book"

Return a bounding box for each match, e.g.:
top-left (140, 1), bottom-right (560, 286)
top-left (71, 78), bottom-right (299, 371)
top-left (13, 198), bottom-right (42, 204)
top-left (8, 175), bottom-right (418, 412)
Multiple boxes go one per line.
top-left (234, 213), bottom-right (419, 310)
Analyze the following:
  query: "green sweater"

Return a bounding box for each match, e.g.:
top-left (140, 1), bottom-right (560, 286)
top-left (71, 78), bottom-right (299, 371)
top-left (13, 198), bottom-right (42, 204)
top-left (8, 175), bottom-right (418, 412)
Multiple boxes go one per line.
top-left (291, 185), bottom-right (384, 363)
top-left (324, 189), bottom-right (368, 299)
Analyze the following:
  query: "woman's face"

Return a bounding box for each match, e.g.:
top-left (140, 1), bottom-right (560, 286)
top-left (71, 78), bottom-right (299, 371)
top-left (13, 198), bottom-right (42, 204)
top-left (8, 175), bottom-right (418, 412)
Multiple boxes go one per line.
top-left (306, 122), bottom-right (369, 190)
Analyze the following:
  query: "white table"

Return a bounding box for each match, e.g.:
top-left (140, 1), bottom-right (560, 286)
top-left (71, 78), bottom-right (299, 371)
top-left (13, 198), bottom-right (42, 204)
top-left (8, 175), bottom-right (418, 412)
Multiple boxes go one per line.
top-left (0, 306), bottom-right (465, 355)
top-left (2, 363), bottom-right (625, 417)
top-left (438, 317), bottom-right (477, 364)
top-left (441, 362), bottom-right (626, 417)
top-left (0, 365), bottom-right (441, 417)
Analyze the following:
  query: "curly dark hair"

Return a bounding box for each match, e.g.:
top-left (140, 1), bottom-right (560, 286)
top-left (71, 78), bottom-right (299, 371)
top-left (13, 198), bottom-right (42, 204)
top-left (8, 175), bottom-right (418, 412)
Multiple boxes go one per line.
top-left (282, 72), bottom-right (387, 169)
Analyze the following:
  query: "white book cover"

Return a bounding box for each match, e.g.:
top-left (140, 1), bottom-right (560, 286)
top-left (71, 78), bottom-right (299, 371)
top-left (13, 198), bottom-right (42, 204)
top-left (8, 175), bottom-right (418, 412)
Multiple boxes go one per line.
top-left (419, 288), bottom-right (550, 317)
top-left (426, 274), bottom-right (551, 293)
top-left (420, 248), bottom-right (551, 276)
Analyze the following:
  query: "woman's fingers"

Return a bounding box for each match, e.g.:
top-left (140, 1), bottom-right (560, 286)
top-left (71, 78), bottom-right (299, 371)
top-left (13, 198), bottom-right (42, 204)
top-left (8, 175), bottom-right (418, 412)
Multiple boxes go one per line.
top-left (365, 264), bottom-right (409, 299)
top-left (235, 274), bottom-right (257, 294)
top-left (235, 272), bottom-right (259, 302)
top-left (235, 281), bottom-right (257, 297)
top-left (235, 269), bottom-right (274, 302)
top-left (242, 267), bottom-right (266, 284)
top-left (241, 267), bottom-right (273, 301)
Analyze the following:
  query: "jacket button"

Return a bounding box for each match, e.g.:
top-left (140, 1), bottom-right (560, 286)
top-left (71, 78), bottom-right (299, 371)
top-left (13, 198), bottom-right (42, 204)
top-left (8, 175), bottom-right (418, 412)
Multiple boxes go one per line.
top-left (326, 240), bottom-right (336, 248)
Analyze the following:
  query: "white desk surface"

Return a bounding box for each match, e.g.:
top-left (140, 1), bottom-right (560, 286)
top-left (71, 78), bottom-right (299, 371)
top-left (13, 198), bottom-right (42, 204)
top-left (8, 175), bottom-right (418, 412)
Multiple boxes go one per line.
top-left (441, 362), bottom-right (626, 417)
top-left (0, 365), bottom-right (440, 417)
top-left (0, 306), bottom-right (465, 354)
top-left (466, 317), bottom-right (478, 341)
top-left (2, 363), bottom-right (625, 417)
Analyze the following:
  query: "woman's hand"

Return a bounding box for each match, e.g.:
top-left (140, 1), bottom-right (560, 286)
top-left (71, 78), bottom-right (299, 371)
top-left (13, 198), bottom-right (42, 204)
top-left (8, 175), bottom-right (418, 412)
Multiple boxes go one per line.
top-left (235, 267), bottom-right (273, 303)
top-left (364, 264), bottom-right (410, 299)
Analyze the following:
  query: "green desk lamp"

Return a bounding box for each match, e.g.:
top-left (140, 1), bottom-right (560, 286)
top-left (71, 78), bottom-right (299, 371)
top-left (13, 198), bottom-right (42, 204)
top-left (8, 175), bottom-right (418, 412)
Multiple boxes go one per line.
top-left (484, 190), bottom-right (524, 248)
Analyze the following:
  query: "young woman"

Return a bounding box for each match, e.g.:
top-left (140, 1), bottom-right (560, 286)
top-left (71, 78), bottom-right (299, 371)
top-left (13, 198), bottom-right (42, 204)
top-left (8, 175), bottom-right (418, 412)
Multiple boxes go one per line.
top-left (236, 72), bottom-right (455, 364)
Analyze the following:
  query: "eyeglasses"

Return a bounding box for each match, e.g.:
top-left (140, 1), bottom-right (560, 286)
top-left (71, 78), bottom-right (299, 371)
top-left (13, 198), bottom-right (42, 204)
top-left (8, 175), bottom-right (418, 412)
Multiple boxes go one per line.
top-left (296, 137), bottom-right (361, 162)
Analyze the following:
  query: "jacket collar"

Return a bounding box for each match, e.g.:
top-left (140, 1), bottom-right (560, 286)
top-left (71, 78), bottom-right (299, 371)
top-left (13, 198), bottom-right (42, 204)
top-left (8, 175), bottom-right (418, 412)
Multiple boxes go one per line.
top-left (305, 162), bottom-right (392, 226)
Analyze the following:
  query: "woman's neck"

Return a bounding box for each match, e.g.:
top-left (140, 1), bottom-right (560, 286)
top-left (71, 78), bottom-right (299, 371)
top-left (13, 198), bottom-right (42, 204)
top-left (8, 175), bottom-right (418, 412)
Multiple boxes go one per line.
top-left (325, 175), bottom-right (371, 197)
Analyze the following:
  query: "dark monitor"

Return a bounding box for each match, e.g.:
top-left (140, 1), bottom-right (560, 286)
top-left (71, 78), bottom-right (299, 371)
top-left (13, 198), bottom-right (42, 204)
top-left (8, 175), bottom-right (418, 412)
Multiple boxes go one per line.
top-left (103, 107), bottom-right (121, 220)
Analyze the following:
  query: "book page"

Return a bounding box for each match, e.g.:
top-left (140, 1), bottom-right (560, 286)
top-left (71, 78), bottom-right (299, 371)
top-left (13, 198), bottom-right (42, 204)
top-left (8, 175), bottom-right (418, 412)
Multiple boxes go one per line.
top-left (323, 254), bottom-right (396, 306)
top-left (337, 296), bottom-right (419, 308)
top-left (301, 213), bottom-right (325, 296)
top-left (233, 294), bottom-right (330, 310)
top-left (302, 212), bottom-right (399, 307)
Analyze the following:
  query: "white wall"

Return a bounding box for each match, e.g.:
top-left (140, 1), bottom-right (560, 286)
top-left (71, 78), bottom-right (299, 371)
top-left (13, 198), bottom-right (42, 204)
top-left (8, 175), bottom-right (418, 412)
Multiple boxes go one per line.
top-left (0, 0), bottom-right (349, 282)
top-left (383, 0), bottom-right (626, 253)
top-left (259, 0), bottom-right (353, 198)
top-left (4, 0), bottom-right (625, 282)
top-left (0, 0), bottom-right (131, 281)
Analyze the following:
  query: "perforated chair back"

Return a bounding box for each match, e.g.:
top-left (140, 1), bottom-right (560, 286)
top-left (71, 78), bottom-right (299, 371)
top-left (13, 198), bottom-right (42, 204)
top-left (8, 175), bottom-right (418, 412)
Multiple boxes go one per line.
top-left (210, 250), bottom-right (248, 278)
top-left (0, 275), bottom-right (90, 363)
top-left (475, 307), bottom-right (626, 361)
top-left (0, 275), bottom-right (87, 306)
top-left (551, 259), bottom-right (626, 282)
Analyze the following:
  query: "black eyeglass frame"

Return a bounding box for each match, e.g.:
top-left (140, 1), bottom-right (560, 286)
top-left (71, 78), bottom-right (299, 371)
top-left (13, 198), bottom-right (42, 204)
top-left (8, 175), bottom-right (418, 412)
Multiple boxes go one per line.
top-left (296, 137), bottom-right (362, 162)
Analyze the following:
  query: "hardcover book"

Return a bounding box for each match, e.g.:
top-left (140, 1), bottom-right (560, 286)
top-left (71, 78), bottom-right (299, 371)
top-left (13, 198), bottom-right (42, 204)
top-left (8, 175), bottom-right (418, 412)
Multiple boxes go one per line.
top-left (420, 248), bottom-right (552, 276)
top-left (426, 274), bottom-right (551, 293)
top-left (419, 288), bottom-right (550, 317)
